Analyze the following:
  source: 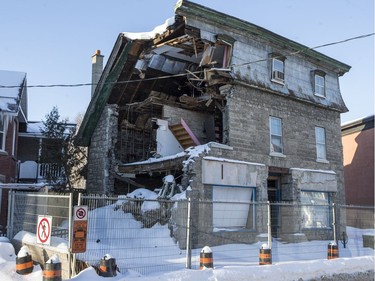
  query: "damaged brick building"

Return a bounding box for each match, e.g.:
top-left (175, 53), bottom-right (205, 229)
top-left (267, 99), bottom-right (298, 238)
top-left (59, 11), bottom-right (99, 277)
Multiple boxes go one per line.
top-left (76, 0), bottom-right (350, 245)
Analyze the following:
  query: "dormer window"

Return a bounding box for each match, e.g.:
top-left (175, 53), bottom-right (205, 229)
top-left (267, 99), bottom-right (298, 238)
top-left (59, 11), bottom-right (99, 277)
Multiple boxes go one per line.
top-left (313, 70), bottom-right (326, 97)
top-left (271, 55), bottom-right (285, 84)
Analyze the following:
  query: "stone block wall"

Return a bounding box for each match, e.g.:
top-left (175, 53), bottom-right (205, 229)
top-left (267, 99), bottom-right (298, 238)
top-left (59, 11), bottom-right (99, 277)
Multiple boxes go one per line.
top-left (86, 105), bottom-right (118, 194)
top-left (223, 83), bottom-right (345, 203)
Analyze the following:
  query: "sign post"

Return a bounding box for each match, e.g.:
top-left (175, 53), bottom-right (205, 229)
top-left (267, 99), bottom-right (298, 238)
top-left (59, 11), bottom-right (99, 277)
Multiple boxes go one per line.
top-left (36, 215), bottom-right (52, 245)
top-left (72, 205), bottom-right (88, 253)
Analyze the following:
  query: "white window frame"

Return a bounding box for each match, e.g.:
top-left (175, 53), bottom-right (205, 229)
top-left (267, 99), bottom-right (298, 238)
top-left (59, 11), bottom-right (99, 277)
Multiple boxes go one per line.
top-left (271, 58), bottom-right (285, 84)
top-left (11, 120), bottom-right (17, 157)
top-left (314, 74), bottom-right (325, 97)
top-left (269, 116), bottom-right (284, 156)
top-left (0, 115), bottom-right (5, 151)
top-left (315, 127), bottom-right (327, 162)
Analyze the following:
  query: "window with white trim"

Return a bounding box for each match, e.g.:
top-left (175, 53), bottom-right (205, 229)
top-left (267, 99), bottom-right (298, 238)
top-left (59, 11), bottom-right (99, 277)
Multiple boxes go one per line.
top-left (271, 58), bottom-right (285, 83)
top-left (12, 120), bottom-right (17, 156)
top-left (314, 74), bottom-right (325, 97)
top-left (0, 115), bottom-right (5, 151)
top-left (301, 191), bottom-right (330, 228)
top-left (315, 127), bottom-right (327, 160)
top-left (269, 116), bottom-right (284, 154)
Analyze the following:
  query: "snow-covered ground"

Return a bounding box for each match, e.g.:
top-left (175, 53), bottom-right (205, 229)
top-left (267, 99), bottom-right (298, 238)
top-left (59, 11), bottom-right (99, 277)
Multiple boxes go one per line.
top-left (0, 235), bottom-right (373, 281)
top-left (1, 191), bottom-right (374, 280)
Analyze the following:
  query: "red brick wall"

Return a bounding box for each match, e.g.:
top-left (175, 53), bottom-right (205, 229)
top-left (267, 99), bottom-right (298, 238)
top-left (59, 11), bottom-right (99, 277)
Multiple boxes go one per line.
top-left (0, 120), bottom-right (18, 183)
top-left (343, 127), bottom-right (374, 206)
top-left (0, 120), bottom-right (18, 230)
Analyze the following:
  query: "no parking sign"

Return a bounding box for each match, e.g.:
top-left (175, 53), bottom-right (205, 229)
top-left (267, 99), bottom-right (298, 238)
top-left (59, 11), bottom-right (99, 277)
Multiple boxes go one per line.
top-left (72, 205), bottom-right (88, 253)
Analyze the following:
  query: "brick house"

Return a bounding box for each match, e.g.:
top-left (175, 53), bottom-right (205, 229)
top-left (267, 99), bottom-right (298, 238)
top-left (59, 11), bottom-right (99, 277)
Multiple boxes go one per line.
top-left (342, 115), bottom-right (374, 206)
top-left (0, 70), bottom-right (28, 230)
top-left (76, 1), bottom-right (350, 245)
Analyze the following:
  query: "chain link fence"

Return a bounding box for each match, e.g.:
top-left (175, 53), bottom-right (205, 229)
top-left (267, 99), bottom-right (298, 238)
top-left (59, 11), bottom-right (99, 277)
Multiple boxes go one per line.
top-left (6, 191), bottom-right (375, 276)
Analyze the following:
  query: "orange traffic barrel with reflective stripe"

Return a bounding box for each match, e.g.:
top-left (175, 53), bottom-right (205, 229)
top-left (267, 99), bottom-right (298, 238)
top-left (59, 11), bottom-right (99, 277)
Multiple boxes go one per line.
top-left (99, 256), bottom-right (117, 277)
top-left (200, 246), bottom-right (213, 270)
top-left (43, 261), bottom-right (62, 281)
top-left (259, 248), bottom-right (272, 265)
top-left (16, 254), bottom-right (33, 275)
top-left (327, 243), bottom-right (339, 259)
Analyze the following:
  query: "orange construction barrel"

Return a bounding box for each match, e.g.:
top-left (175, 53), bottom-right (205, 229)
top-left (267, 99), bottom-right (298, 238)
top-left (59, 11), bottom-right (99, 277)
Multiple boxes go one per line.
top-left (43, 255), bottom-right (62, 281)
top-left (200, 246), bottom-right (213, 270)
top-left (16, 246), bottom-right (33, 275)
top-left (99, 254), bottom-right (117, 277)
top-left (259, 244), bottom-right (272, 265)
top-left (327, 242), bottom-right (339, 259)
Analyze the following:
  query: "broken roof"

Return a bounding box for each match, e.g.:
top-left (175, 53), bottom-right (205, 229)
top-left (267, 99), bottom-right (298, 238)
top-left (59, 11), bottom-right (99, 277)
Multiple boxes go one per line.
top-left (76, 0), bottom-right (351, 147)
top-left (0, 70), bottom-right (26, 114)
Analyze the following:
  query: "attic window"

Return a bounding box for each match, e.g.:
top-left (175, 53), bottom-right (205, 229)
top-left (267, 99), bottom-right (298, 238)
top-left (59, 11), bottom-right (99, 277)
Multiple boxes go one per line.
top-left (270, 53), bottom-right (286, 84)
top-left (313, 70), bottom-right (326, 98)
top-left (199, 35), bottom-right (234, 68)
top-left (216, 34), bottom-right (234, 68)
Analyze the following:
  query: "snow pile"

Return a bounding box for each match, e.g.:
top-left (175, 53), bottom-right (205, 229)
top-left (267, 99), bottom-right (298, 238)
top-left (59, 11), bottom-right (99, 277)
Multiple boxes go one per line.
top-left (46, 254), bottom-right (60, 264)
top-left (0, 241), bottom-right (15, 263)
top-left (0, 70), bottom-right (26, 112)
top-left (126, 188), bottom-right (159, 200)
top-left (17, 246), bottom-right (30, 258)
top-left (14, 231), bottom-right (69, 253)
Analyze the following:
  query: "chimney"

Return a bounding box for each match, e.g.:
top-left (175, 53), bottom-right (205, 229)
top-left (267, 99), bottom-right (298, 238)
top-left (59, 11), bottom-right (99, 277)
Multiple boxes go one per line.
top-left (91, 50), bottom-right (104, 97)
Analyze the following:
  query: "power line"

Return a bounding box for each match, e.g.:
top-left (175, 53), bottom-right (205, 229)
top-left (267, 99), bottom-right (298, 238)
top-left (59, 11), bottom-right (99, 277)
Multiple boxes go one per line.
top-left (0, 32), bottom-right (373, 89)
top-left (232, 32), bottom-right (374, 68)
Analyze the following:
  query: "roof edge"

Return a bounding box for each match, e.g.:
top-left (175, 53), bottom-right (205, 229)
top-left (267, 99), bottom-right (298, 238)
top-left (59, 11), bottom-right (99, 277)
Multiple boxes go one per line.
top-left (175, 0), bottom-right (351, 75)
top-left (75, 35), bottom-right (133, 146)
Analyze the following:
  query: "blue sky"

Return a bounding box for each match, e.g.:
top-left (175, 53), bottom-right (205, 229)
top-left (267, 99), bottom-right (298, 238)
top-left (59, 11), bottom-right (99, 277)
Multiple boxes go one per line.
top-left (1, 0), bottom-right (373, 124)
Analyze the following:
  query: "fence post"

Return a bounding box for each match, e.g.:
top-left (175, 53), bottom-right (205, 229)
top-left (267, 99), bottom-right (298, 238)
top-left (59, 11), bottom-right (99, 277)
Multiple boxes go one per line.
top-left (71, 193), bottom-right (82, 277)
top-left (7, 190), bottom-right (15, 238)
top-left (68, 193), bottom-right (73, 278)
top-left (185, 197), bottom-right (192, 269)
top-left (332, 203), bottom-right (337, 244)
top-left (267, 201), bottom-right (272, 249)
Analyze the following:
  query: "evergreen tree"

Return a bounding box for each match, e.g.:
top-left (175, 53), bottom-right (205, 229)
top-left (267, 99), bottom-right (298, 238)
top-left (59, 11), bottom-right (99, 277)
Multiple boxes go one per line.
top-left (40, 106), bottom-right (86, 190)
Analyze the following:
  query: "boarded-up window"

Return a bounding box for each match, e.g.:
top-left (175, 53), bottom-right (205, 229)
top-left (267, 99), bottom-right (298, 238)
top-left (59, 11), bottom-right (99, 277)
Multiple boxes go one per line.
top-left (213, 186), bottom-right (255, 229)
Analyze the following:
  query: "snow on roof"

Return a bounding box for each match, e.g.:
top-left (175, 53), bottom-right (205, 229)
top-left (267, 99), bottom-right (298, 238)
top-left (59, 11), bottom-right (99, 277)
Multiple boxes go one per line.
top-left (203, 156), bottom-right (265, 167)
top-left (290, 168), bottom-right (336, 175)
top-left (121, 142), bottom-right (233, 169)
top-left (122, 150), bottom-right (186, 167)
top-left (341, 114), bottom-right (374, 127)
top-left (122, 17), bottom-right (175, 40)
top-left (0, 70), bottom-right (26, 113)
top-left (26, 122), bottom-right (44, 134)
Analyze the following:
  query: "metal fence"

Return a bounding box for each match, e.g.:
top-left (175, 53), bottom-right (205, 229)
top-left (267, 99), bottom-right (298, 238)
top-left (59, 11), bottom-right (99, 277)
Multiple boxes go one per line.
top-left (7, 191), bottom-right (73, 278)
top-left (7, 191), bottom-right (72, 239)
top-left (6, 191), bottom-right (375, 276)
top-left (76, 194), bottom-right (374, 275)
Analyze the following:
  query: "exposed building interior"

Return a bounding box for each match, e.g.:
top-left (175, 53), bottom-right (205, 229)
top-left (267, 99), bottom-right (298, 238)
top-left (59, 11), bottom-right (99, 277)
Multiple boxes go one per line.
top-left (108, 15), bottom-right (235, 193)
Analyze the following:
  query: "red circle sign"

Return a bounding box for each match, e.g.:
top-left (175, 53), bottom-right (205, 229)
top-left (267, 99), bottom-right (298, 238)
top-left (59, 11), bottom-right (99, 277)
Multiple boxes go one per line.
top-left (38, 218), bottom-right (51, 243)
top-left (76, 208), bottom-right (86, 220)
